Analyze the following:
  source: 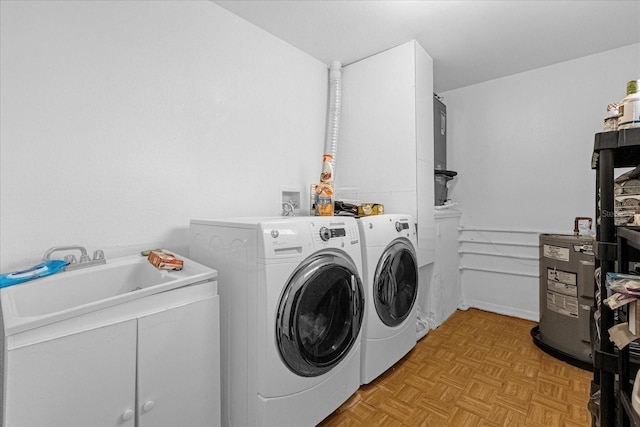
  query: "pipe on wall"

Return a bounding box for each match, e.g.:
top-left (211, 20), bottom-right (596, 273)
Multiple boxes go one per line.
top-left (459, 226), bottom-right (567, 235)
top-left (460, 249), bottom-right (538, 261)
top-left (458, 238), bottom-right (538, 248)
top-left (459, 265), bottom-right (540, 278)
top-left (323, 61), bottom-right (342, 174)
top-left (458, 226), bottom-right (540, 279)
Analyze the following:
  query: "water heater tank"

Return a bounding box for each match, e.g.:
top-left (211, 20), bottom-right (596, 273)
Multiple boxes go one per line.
top-left (533, 233), bottom-right (595, 370)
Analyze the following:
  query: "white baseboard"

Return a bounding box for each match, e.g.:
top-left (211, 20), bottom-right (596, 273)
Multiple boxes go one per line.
top-left (461, 298), bottom-right (538, 322)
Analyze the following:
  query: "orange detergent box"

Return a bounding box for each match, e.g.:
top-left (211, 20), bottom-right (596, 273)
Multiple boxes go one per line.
top-left (148, 250), bottom-right (184, 271)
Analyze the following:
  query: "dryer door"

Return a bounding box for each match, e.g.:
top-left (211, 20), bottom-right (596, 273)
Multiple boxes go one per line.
top-left (276, 253), bottom-right (364, 377)
top-left (374, 240), bottom-right (418, 327)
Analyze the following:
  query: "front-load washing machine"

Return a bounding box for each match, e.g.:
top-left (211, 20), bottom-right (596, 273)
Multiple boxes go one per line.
top-left (357, 214), bottom-right (419, 384)
top-left (189, 216), bottom-right (365, 427)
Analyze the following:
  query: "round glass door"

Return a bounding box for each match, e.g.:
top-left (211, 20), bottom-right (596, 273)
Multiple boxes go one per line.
top-left (373, 240), bottom-right (418, 327)
top-left (276, 252), bottom-right (364, 377)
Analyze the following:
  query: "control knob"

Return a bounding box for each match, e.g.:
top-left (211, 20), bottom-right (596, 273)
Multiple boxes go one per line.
top-left (395, 222), bottom-right (402, 232)
top-left (319, 227), bottom-right (331, 242)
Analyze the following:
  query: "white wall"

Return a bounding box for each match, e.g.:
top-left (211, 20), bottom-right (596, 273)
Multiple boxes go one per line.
top-left (442, 43), bottom-right (640, 320)
top-left (0, 1), bottom-right (328, 271)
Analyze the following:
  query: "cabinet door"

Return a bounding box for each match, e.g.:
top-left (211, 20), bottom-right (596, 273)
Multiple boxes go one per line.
top-left (5, 320), bottom-right (137, 427)
top-left (340, 41), bottom-right (417, 201)
top-left (432, 215), bottom-right (462, 326)
top-left (137, 296), bottom-right (220, 427)
top-left (340, 40), bottom-right (435, 266)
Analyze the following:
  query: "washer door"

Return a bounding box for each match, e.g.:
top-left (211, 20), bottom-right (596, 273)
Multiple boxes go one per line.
top-left (373, 240), bottom-right (418, 327)
top-left (276, 253), bottom-right (364, 377)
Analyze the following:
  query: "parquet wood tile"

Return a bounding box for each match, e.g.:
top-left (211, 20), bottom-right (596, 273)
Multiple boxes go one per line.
top-left (317, 308), bottom-right (593, 427)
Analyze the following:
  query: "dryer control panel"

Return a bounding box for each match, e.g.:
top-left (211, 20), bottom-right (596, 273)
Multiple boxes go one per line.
top-left (310, 219), bottom-right (359, 247)
top-left (395, 221), bottom-right (410, 232)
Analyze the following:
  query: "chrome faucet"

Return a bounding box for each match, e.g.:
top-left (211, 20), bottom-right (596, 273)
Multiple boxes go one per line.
top-left (43, 245), bottom-right (106, 271)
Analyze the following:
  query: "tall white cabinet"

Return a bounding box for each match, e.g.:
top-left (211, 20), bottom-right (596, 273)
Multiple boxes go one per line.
top-left (338, 40), bottom-right (435, 266)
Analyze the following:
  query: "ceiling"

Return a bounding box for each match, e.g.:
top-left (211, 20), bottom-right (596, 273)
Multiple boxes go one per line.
top-left (213, 0), bottom-right (640, 93)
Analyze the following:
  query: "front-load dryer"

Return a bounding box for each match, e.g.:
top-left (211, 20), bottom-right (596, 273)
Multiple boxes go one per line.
top-left (189, 216), bottom-right (365, 427)
top-left (357, 214), bottom-right (419, 384)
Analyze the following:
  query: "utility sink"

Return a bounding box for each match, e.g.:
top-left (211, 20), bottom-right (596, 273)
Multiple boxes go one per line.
top-left (0, 252), bottom-right (216, 335)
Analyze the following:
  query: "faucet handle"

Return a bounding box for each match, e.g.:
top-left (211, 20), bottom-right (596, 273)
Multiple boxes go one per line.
top-left (64, 254), bottom-right (77, 264)
top-left (93, 250), bottom-right (105, 261)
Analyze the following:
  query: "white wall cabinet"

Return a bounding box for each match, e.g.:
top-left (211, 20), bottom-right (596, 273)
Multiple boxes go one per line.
top-left (3, 287), bottom-right (220, 427)
top-left (339, 40), bottom-right (435, 266)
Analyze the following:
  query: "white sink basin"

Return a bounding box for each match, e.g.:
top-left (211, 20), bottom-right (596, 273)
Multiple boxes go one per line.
top-left (1, 253), bottom-right (216, 335)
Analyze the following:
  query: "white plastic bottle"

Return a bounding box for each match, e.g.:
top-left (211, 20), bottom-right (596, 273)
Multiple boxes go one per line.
top-left (618, 79), bottom-right (640, 129)
top-left (316, 154), bottom-right (334, 216)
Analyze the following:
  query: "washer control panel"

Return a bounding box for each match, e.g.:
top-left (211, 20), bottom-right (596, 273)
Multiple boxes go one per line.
top-left (319, 226), bottom-right (346, 241)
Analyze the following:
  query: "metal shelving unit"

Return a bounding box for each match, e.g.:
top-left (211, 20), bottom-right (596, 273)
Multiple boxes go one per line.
top-left (592, 127), bottom-right (640, 427)
top-left (617, 227), bottom-right (640, 427)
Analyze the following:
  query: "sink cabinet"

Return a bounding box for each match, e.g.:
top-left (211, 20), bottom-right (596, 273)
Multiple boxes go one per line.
top-left (137, 297), bottom-right (219, 427)
top-left (5, 319), bottom-right (137, 426)
top-left (2, 282), bottom-right (220, 427)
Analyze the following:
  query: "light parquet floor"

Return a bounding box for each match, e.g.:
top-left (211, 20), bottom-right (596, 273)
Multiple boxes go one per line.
top-left (318, 308), bottom-right (593, 427)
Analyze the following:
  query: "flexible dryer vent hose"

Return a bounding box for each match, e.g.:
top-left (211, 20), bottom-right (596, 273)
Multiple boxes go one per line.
top-left (323, 61), bottom-right (342, 179)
